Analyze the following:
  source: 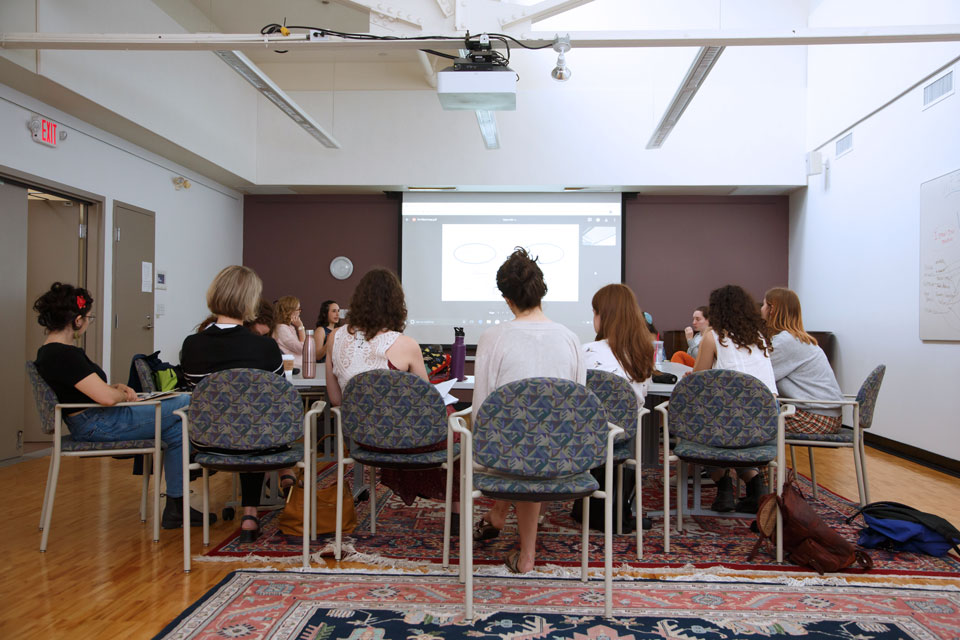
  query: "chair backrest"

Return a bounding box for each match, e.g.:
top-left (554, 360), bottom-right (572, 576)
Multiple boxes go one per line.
top-left (856, 364), bottom-right (886, 429)
top-left (187, 368), bottom-right (303, 450)
top-left (474, 377), bottom-right (608, 479)
top-left (586, 368), bottom-right (639, 441)
top-left (669, 369), bottom-right (779, 448)
top-left (340, 369), bottom-right (447, 449)
top-left (134, 357), bottom-right (158, 392)
top-left (26, 361), bottom-right (57, 435)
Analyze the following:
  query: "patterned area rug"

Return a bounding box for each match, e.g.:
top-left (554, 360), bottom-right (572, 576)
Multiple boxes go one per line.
top-left (154, 570), bottom-right (960, 639)
top-left (202, 464), bottom-right (960, 577)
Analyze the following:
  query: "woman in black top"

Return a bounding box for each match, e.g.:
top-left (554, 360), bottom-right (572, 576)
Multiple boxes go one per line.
top-left (33, 283), bottom-right (208, 529)
top-left (180, 265), bottom-right (291, 543)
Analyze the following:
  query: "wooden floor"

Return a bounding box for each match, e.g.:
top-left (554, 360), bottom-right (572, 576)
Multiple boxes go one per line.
top-left (0, 445), bottom-right (957, 639)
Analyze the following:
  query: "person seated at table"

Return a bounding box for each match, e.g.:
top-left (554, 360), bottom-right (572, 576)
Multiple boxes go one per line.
top-left (690, 284), bottom-right (776, 514)
top-left (245, 299), bottom-right (277, 337)
top-left (671, 306), bottom-right (709, 366)
top-left (180, 265), bottom-right (295, 543)
top-left (32, 282), bottom-right (211, 529)
top-left (325, 268), bottom-right (460, 521)
top-left (583, 283), bottom-right (654, 405)
top-left (313, 299), bottom-right (340, 363)
top-left (273, 295), bottom-right (305, 359)
top-left (762, 287), bottom-right (843, 435)
top-left (472, 248), bottom-right (586, 574)
top-left (582, 282), bottom-right (655, 531)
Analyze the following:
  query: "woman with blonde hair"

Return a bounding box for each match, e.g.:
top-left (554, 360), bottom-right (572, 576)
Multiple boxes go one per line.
top-left (181, 265), bottom-right (292, 543)
top-left (273, 295), bottom-right (305, 358)
top-left (762, 287), bottom-right (843, 435)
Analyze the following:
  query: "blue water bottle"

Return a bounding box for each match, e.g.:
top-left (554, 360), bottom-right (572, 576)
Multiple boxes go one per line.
top-left (451, 327), bottom-right (466, 381)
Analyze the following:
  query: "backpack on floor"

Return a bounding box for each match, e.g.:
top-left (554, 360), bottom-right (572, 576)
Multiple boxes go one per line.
top-left (847, 501), bottom-right (960, 558)
top-left (749, 470), bottom-right (873, 574)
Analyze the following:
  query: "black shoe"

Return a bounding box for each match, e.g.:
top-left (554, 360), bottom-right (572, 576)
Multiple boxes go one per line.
top-left (710, 473), bottom-right (736, 512)
top-left (641, 516), bottom-right (653, 530)
top-left (449, 512), bottom-right (460, 535)
top-left (734, 474), bottom-right (765, 514)
top-left (238, 515), bottom-right (261, 543)
top-left (161, 497), bottom-right (218, 529)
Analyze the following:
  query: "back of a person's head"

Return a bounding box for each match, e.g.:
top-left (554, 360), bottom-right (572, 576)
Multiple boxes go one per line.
top-left (34, 282), bottom-right (93, 332)
top-left (592, 283), bottom-right (653, 382)
top-left (764, 287), bottom-right (816, 345)
top-left (496, 247), bottom-right (547, 311)
top-left (708, 284), bottom-right (768, 351)
top-left (275, 295), bottom-right (300, 326)
top-left (347, 268), bottom-right (406, 337)
top-left (207, 265), bottom-right (262, 323)
top-left (244, 299), bottom-right (277, 336)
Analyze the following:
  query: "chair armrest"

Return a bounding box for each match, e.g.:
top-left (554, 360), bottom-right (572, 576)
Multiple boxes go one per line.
top-left (778, 396), bottom-right (857, 407)
top-left (56, 400), bottom-right (162, 410)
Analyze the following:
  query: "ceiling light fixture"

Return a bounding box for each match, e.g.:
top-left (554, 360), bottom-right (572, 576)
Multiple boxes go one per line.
top-left (551, 35), bottom-right (572, 82)
top-left (172, 176), bottom-right (191, 190)
top-left (646, 46), bottom-right (724, 149)
top-left (213, 50), bottom-right (341, 149)
top-left (475, 110), bottom-right (500, 149)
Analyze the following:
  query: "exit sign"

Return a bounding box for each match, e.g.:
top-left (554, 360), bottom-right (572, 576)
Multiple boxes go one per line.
top-left (31, 116), bottom-right (60, 147)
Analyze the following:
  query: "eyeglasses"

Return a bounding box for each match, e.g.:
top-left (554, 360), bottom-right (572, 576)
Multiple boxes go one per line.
top-left (85, 315), bottom-right (96, 322)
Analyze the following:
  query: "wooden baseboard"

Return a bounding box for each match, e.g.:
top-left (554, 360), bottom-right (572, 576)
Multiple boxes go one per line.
top-left (864, 432), bottom-right (960, 479)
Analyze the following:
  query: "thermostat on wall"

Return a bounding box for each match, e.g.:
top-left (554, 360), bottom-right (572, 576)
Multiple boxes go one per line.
top-left (330, 256), bottom-right (354, 280)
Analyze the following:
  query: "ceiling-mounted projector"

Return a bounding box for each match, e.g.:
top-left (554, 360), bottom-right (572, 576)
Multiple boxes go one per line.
top-left (436, 38), bottom-right (516, 111)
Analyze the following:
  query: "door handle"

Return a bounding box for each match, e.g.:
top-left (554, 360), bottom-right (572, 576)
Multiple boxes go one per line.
top-left (144, 314), bottom-right (152, 330)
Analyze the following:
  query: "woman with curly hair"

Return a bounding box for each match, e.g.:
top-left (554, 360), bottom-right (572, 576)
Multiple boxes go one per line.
top-left (691, 284), bottom-right (776, 514)
top-left (325, 268), bottom-right (458, 516)
top-left (273, 295), bottom-right (305, 358)
top-left (762, 287), bottom-right (843, 435)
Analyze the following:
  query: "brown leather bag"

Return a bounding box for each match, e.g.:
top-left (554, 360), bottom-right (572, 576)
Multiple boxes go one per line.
top-left (750, 471), bottom-right (873, 574)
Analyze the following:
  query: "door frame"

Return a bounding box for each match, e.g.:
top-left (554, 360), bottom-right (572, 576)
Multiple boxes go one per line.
top-left (110, 200), bottom-right (155, 381)
top-left (0, 164), bottom-right (104, 364)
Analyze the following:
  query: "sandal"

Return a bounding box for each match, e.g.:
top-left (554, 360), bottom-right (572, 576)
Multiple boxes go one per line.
top-left (238, 515), bottom-right (261, 544)
top-left (504, 549), bottom-right (523, 574)
top-left (280, 473), bottom-right (299, 498)
top-left (474, 518), bottom-right (501, 541)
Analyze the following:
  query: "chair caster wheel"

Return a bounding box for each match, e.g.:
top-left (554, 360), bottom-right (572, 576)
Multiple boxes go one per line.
top-left (222, 507), bottom-right (236, 521)
top-left (355, 489), bottom-right (370, 503)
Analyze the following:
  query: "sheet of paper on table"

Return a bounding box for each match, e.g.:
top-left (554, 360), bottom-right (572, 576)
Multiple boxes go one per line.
top-left (433, 379), bottom-right (458, 406)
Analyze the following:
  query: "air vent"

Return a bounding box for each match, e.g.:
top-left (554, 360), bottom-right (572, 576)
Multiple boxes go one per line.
top-left (923, 71), bottom-right (953, 107)
top-left (836, 132), bottom-right (853, 157)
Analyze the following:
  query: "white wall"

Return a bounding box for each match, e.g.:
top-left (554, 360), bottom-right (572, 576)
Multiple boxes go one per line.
top-left (9, 0), bottom-right (261, 183)
top-left (806, 0), bottom-right (960, 149)
top-left (0, 83), bottom-right (244, 375)
top-left (790, 55), bottom-right (960, 460)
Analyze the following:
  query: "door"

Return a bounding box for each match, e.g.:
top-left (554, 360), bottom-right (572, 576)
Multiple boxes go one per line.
top-left (23, 195), bottom-right (84, 442)
top-left (0, 181), bottom-right (28, 460)
top-left (110, 204), bottom-right (155, 382)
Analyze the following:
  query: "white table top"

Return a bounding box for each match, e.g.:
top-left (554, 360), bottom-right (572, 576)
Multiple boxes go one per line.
top-left (288, 371), bottom-right (476, 390)
top-left (647, 361), bottom-right (692, 396)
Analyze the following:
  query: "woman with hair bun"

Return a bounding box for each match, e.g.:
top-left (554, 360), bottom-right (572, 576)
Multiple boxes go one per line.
top-left (472, 248), bottom-right (586, 574)
top-left (32, 282), bottom-right (207, 529)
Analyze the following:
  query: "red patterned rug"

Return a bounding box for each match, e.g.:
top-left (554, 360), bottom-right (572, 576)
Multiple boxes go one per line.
top-left (201, 464), bottom-right (960, 577)
top-left (154, 570), bottom-right (960, 639)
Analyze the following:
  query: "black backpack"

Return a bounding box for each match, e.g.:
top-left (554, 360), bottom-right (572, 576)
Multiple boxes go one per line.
top-left (127, 351), bottom-right (183, 392)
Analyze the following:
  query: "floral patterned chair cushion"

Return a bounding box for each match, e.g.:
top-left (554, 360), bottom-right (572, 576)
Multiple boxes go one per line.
top-left (669, 369), bottom-right (779, 449)
top-left (586, 369), bottom-right (639, 458)
top-left (474, 377), bottom-right (608, 479)
top-left (341, 369), bottom-right (448, 450)
top-left (187, 369), bottom-right (303, 450)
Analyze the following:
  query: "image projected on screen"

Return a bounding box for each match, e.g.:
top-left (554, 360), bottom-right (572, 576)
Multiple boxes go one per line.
top-left (442, 224), bottom-right (579, 302)
top-left (400, 192), bottom-right (622, 345)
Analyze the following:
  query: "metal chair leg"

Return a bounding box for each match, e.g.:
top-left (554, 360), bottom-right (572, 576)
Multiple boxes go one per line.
top-left (808, 447), bottom-right (818, 500)
top-left (580, 496), bottom-right (589, 582)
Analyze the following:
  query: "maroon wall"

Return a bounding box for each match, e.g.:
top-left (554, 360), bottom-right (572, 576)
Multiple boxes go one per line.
top-left (243, 194), bottom-right (399, 326)
top-left (243, 194), bottom-right (788, 333)
top-left (624, 196), bottom-right (789, 331)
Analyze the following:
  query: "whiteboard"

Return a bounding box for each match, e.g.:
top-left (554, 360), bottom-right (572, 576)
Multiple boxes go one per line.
top-left (920, 167), bottom-right (960, 340)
